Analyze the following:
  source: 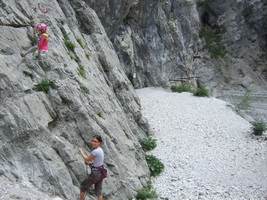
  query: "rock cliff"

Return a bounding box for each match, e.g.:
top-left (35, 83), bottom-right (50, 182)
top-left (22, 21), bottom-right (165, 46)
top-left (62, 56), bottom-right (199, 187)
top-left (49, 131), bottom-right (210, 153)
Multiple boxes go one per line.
top-left (0, 0), bottom-right (266, 199)
top-left (0, 0), bottom-right (150, 199)
top-left (91, 0), bottom-right (267, 119)
top-left (92, 0), bottom-right (267, 92)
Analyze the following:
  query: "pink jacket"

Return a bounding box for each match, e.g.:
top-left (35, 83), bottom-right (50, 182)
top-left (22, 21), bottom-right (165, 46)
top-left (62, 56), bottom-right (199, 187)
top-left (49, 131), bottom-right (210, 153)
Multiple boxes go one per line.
top-left (38, 33), bottom-right (49, 50)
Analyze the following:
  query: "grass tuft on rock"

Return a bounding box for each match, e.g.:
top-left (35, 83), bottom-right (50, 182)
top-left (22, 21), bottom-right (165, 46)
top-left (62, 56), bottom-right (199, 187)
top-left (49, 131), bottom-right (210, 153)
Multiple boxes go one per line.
top-left (77, 65), bottom-right (86, 79)
top-left (64, 34), bottom-right (75, 52)
top-left (35, 77), bottom-right (54, 93)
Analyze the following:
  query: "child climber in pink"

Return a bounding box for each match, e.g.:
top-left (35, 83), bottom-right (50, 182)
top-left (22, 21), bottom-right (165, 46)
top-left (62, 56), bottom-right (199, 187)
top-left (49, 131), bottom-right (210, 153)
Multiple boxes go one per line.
top-left (21, 23), bottom-right (49, 59)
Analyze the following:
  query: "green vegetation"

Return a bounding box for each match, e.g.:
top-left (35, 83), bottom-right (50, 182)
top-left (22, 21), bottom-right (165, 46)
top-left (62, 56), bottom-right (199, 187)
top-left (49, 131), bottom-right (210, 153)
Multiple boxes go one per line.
top-left (96, 111), bottom-right (103, 118)
top-left (251, 119), bottom-right (267, 136)
top-left (76, 38), bottom-right (84, 48)
top-left (35, 77), bottom-right (54, 93)
top-left (77, 65), bottom-right (86, 79)
top-left (85, 52), bottom-right (91, 59)
top-left (171, 84), bottom-right (210, 97)
top-left (139, 137), bottom-right (157, 152)
top-left (67, 52), bottom-right (76, 60)
top-left (171, 83), bottom-right (192, 93)
top-left (136, 180), bottom-right (158, 200)
top-left (232, 87), bottom-right (253, 111)
top-left (230, 87), bottom-right (253, 112)
top-left (145, 154), bottom-right (164, 177)
top-left (64, 34), bottom-right (75, 52)
top-left (199, 25), bottom-right (228, 59)
top-left (193, 85), bottom-right (210, 97)
top-left (64, 39), bottom-right (75, 52)
top-left (80, 86), bottom-right (89, 94)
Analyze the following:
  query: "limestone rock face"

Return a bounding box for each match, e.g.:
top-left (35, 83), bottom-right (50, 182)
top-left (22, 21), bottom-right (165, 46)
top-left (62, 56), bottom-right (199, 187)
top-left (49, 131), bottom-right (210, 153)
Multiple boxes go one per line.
top-left (91, 0), bottom-right (267, 118)
top-left (0, 0), bottom-right (150, 199)
top-left (90, 0), bottom-right (266, 90)
top-left (111, 0), bottom-right (201, 88)
top-left (196, 0), bottom-right (267, 120)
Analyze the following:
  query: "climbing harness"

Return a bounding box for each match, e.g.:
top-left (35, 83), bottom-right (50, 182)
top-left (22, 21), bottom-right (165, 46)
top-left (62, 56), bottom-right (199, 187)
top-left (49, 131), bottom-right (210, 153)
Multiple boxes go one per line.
top-left (92, 165), bottom-right (107, 180)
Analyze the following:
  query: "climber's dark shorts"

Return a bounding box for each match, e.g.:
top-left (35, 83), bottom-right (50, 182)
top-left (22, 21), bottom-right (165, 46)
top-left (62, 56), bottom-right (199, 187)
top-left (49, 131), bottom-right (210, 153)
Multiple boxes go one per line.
top-left (80, 170), bottom-right (103, 196)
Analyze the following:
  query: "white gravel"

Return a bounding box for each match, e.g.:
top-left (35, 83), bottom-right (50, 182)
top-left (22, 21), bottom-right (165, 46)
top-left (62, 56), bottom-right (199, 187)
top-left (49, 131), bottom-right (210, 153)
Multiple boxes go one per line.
top-left (136, 87), bottom-right (267, 200)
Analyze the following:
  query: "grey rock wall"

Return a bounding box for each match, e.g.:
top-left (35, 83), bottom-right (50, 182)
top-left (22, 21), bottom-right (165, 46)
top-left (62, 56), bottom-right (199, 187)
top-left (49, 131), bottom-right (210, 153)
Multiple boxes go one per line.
top-left (0, 0), bottom-right (150, 199)
top-left (85, 0), bottom-right (197, 87)
top-left (90, 0), bottom-right (267, 118)
top-left (196, 0), bottom-right (267, 119)
top-left (112, 0), bottom-right (201, 88)
top-left (90, 0), bottom-right (267, 90)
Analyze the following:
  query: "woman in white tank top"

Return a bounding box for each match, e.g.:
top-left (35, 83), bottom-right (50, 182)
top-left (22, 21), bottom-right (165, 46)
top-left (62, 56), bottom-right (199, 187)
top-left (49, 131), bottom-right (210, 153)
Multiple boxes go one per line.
top-left (79, 135), bottom-right (105, 200)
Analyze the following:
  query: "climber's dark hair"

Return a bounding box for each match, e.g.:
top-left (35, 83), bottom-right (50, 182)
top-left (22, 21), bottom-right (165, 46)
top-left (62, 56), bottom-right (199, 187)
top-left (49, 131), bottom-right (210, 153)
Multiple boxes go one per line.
top-left (92, 135), bottom-right (103, 143)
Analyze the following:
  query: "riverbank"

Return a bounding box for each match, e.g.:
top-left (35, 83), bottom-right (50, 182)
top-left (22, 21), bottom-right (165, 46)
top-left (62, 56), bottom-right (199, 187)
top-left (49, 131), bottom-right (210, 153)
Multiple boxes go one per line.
top-left (136, 87), bottom-right (267, 200)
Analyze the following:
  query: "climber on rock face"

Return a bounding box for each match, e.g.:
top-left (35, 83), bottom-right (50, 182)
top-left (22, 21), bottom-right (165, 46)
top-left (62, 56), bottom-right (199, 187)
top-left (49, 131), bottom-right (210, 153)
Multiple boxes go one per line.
top-left (21, 22), bottom-right (49, 59)
top-left (78, 135), bottom-right (106, 200)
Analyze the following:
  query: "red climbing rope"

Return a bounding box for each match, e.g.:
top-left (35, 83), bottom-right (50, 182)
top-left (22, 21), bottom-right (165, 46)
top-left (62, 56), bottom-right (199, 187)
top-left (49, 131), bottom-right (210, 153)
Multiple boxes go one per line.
top-left (38, 3), bottom-right (48, 14)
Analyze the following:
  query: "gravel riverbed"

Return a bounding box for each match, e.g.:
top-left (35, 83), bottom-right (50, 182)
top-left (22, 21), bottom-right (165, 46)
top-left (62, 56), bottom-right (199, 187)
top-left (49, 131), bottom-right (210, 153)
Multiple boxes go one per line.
top-left (136, 87), bottom-right (267, 200)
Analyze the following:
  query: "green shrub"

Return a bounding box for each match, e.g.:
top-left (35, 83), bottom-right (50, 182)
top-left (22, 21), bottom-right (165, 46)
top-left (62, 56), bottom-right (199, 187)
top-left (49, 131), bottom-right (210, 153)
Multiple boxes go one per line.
top-left (96, 111), bottom-right (103, 118)
top-left (35, 77), bottom-right (54, 93)
top-left (77, 65), bottom-right (86, 79)
top-left (139, 137), bottom-right (157, 152)
top-left (171, 84), bottom-right (192, 93)
top-left (199, 25), bottom-right (228, 59)
top-left (64, 39), bottom-right (75, 52)
top-left (194, 85), bottom-right (209, 97)
top-left (234, 87), bottom-right (253, 111)
top-left (64, 34), bottom-right (75, 52)
top-left (251, 119), bottom-right (267, 136)
top-left (136, 188), bottom-right (158, 200)
top-left (76, 38), bottom-right (84, 48)
top-left (85, 52), bottom-right (91, 59)
top-left (80, 86), bottom-right (89, 94)
top-left (136, 181), bottom-right (158, 200)
top-left (145, 154), bottom-right (164, 177)
top-left (67, 52), bottom-right (76, 60)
